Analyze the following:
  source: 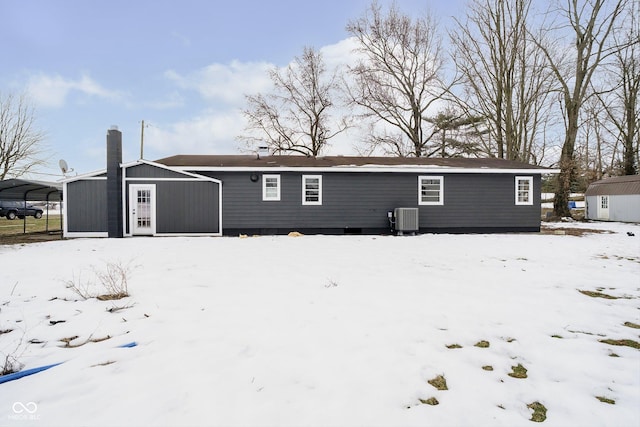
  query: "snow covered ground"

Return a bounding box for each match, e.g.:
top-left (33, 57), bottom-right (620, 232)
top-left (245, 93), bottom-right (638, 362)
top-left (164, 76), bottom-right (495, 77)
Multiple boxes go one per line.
top-left (1, 222), bottom-right (639, 427)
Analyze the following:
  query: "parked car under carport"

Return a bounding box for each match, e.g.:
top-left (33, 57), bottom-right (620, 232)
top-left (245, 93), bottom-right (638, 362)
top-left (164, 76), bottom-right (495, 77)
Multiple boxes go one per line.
top-left (0, 200), bottom-right (44, 219)
top-left (0, 179), bottom-right (62, 236)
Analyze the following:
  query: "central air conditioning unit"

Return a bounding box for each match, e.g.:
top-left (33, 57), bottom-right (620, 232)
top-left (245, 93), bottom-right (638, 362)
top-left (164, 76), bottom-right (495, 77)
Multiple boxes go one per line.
top-left (394, 207), bottom-right (419, 235)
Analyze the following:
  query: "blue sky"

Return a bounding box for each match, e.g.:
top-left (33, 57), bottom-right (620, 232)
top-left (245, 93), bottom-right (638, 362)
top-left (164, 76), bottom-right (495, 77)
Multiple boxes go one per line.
top-left (1, 0), bottom-right (464, 178)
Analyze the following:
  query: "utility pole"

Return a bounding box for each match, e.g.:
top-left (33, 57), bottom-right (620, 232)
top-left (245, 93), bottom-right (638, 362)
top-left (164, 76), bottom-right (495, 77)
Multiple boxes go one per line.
top-left (140, 119), bottom-right (145, 159)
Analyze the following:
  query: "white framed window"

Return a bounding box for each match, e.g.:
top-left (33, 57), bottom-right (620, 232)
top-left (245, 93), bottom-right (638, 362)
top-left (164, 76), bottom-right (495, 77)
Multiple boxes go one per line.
top-left (418, 176), bottom-right (444, 205)
top-left (515, 176), bottom-right (533, 205)
top-left (262, 174), bottom-right (281, 201)
top-left (302, 175), bottom-right (322, 205)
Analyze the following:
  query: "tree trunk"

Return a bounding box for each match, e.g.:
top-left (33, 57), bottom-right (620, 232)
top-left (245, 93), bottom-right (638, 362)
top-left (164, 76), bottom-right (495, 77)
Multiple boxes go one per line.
top-left (623, 100), bottom-right (637, 174)
top-left (553, 104), bottom-right (580, 217)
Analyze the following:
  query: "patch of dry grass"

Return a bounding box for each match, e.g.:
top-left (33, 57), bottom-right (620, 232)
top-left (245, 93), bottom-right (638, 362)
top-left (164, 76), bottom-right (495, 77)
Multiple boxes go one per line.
top-left (419, 397), bottom-right (439, 405)
top-left (596, 396), bottom-right (615, 404)
top-left (599, 339), bottom-right (640, 349)
top-left (97, 293), bottom-right (128, 301)
top-left (578, 289), bottom-right (619, 299)
top-left (528, 401), bottom-right (547, 422)
top-left (508, 364), bottom-right (528, 379)
top-left (0, 215), bottom-right (62, 240)
top-left (539, 226), bottom-right (610, 236)
top-left (90, 360), bottom-right (116, 367)
top-left (427, 375), bottom-right (448, 391)
top-left (65, 260), bottom-right (133, 301)
top-left (59, 335), bottom-right (111, 348)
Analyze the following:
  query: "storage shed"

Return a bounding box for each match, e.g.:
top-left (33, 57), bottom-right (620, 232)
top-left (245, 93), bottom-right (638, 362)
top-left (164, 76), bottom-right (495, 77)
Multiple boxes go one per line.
top-left (63, 128), bottom-right (558, 237)
top-left (585, 175), bottom-right (640, 223)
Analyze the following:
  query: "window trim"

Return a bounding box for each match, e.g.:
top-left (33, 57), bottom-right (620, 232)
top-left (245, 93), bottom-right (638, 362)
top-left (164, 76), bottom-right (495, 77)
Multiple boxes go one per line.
top-left (515, 176), bottom-right (533, 205)
top-left (418, 176), bottom-right (444, 206)
top-left (302, 175), bottom-right (322, 205)
top-left (262, 174), bottom-right (281, 201)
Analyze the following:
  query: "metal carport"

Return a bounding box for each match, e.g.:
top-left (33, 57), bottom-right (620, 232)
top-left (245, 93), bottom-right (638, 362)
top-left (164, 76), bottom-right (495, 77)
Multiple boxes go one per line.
top-left (0, 179), bottom-right (63, 235)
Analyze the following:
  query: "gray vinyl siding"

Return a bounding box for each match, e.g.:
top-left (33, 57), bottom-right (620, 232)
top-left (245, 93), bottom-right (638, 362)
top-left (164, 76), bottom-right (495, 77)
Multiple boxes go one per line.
top-left (66, 180), bottom-right (108, 232)
top-left (420, 173), bottom-right (540, 229)
top-left (125, 180), bottom-right (219, 234)
top-left (126, 164), bottom-right (193, 179)
top-left (198, 171), bottom-right (540, 233)
top-left (211, 172), bottom-right (412, 231)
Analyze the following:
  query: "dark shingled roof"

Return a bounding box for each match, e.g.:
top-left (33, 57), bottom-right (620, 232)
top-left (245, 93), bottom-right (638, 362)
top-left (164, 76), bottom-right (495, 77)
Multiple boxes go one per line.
top-left (585, 175), bottom-right (640, 196)
top-left (155, 155), bottom-right (551, 170)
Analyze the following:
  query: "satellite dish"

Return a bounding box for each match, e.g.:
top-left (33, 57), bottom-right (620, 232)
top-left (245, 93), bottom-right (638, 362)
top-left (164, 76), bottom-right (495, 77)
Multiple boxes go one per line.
top-left (59, 159), bottom-right (68, 174)
top-left (58, 159), bottom-right (69, 173)
top-left (59, 159), bottom-right (74, 175)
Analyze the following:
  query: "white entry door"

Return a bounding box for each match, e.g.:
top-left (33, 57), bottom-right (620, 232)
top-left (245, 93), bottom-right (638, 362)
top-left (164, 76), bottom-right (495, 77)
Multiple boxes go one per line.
top-left (130, 184), bottom-right (156, 235)
top-left (597, 195), bottom-right (609, 220)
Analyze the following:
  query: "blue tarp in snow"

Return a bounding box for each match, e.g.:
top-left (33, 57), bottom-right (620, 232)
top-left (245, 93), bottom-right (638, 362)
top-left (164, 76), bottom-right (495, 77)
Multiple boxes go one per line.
top-left (0, 363), bottom-right (62, 384)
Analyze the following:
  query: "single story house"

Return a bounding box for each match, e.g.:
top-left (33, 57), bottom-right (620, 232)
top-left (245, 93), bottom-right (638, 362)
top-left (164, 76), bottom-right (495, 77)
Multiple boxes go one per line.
top-left (585, 175), bottom-right (640, 223)
top-left (62, 128), bottom-right (558, 237)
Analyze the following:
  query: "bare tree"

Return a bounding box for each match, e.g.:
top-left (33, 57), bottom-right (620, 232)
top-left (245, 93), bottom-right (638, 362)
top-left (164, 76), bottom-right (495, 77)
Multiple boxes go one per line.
top-left (532, 0), bottom-right (626, 217)
top-left (600, 0), bottom-right (639, 175)
top-left (450, 0), bottom-right (555, 164)
top-left (576, 96), bottom-right (612, 182)
top-left (345, 2), bottom-right (447, 157)
top-left (0, 92), bottom-right (46, 180)
top-left (239, 47), bottom-right (348, 157)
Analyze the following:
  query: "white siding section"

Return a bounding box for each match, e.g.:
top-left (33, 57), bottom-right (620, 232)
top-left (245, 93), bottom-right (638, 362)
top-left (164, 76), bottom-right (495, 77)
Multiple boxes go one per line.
top-left (586, 194), bottom-right (640, 222)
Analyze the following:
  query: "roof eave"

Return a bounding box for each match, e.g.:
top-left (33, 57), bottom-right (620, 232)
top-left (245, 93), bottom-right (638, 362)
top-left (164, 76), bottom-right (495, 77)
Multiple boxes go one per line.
top-left (170, 165), bottom-right (559, 174)
top-left (61, 169), bottom-right (107, 183)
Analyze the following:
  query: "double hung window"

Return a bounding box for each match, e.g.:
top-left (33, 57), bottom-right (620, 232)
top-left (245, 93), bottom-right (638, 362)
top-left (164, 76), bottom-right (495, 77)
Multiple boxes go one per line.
top-left (418, 176), bottom-right (444, 205)
top-left (515, 176), bottom-right (533, 205)
top-left (262, 174), bottom-right (281, 201)
top-left (302, 175), bottom-right (322, 205)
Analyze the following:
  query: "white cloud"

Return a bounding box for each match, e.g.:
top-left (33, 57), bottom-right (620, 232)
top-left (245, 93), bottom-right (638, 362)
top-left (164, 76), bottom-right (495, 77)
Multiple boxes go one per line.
top-left (156, 38), bottom-right (366, 157)
top-left (27, 73), bottom-right (125, 108)
top-left (165, 60), bottom-right (273, 105)
top-left (162, 38), bottom-right (362, 108)
top-left (144, 107), bottom-right (362, 159)
top-left (145, 109), bottom-right (246, 156)
top-left (319, 37), bottom-right (361, 70)
top-left (150, 38), bottom-right (368, 157)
